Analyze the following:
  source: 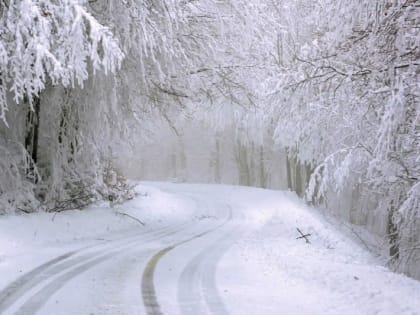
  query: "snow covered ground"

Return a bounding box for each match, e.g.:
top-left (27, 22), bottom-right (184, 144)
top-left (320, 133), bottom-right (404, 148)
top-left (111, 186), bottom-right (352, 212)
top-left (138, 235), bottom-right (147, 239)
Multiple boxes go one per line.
top-left (0, 182), bottom-right (419, 315)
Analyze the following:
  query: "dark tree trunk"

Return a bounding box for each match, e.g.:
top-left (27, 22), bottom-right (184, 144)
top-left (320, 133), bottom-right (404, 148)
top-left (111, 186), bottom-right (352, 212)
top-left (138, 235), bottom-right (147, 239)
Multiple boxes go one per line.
top-left (25, 96), bottom-right (41, 183)
top-left (387, 202), bottom-right (400, 260)
top-left (295, 159), bottom-right (303, 197)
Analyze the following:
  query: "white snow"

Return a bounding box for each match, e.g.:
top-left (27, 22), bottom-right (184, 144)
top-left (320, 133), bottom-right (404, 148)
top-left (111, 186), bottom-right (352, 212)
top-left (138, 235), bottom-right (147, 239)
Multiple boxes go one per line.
top-left (0, 182), bottom-right (419, 315)
top-left (216, 190), bottom-right (420, 315)
top-left (0, 183), bottom-right (195, 290)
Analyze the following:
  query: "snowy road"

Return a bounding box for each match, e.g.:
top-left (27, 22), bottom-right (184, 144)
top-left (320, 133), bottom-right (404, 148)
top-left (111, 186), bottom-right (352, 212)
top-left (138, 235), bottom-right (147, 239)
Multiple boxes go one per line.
top-left (0, 183), bottom-right (420, 315)
top-left (141, 204), bottom-right (235, 315)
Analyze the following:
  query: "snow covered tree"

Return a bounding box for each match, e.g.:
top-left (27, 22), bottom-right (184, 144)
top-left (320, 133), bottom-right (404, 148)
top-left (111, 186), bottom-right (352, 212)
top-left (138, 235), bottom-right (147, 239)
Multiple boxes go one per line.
top-left (100, 0), bottom-right (280, 185)
top-left (1, 0), bottom-right (278, 212)
top-left (269, 0), bottom-right (420, 278)
top-left (0, 0), bottom-right (123, 212)
top-left (0, 0), bottom-right (123, 123)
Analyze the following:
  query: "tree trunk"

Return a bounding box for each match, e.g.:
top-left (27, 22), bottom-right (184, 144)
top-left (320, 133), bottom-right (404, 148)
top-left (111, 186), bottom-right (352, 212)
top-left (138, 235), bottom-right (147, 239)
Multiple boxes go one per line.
top-left (178, 135), bottom-right (187, 181)
top-left (259, 145), bottom-right (266, 188)
top-left (295, 158), bottom-right (303, 197)
top-left (214, 135), bottom-right (221, 183)
top-left (25, 96), bottom-right (41, 183)
top-left (236, 141), bottom-right (250, 186)
top-left (286, 148), bottom-right (292, 190)
top-left (387, 201), bottom-right (400, 260)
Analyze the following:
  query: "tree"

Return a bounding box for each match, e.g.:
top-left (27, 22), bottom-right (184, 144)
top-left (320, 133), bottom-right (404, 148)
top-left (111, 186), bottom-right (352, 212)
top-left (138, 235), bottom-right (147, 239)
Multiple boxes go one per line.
top-left (0, 0), bottom-right (123, 212)
top-left (0, 0), bottom-right (123, 123)
top-left (269, 0), bottom-right (420, 278)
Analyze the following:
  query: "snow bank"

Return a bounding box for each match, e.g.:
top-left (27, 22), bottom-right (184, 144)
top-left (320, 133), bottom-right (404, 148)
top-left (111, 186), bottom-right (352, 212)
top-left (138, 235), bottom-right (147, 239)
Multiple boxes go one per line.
top-left (217, 187), bottom-right (420, 315)
top-left (0, 182), bottom-right (199, 288)
top-left (0, 183), bottom-right (196, 248)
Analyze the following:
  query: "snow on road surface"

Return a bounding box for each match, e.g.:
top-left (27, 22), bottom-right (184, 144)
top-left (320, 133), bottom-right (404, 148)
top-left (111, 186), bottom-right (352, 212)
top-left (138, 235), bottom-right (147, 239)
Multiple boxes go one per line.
top-left (0, 182), bottom-right (419, 315)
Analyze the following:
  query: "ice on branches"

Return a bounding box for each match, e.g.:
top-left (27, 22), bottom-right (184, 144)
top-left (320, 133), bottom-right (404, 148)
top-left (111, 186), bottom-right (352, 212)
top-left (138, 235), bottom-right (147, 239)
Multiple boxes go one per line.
top-left (0, 0), bottom-right (124, 124)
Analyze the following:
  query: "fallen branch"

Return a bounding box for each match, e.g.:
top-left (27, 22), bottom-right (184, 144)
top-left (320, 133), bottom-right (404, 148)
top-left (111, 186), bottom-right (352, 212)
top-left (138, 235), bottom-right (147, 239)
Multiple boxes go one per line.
top-left (296, 228), bottom-right (311, 244)
top-left (46, 192), bottom-right (95, 213)
top-left (115, 211), bottom-right (145, 226)
top-left (16, 207), bottom-right (32, 214)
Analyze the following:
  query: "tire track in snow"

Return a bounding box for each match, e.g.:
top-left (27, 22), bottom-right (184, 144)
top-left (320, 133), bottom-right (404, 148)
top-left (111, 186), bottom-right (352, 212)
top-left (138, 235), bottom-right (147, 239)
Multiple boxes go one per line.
top-left (0, 221), bottom-right (188, 314)
top-left (0, 251), bottom-right (77, 312)
top-left (0, 225), bottom-right (170, 311)
top-left (177, 227), bottom-right (241, 315)
top-left (141, 207), bottom-right (233, 315)
top-left (12, 223), bottom-right (191, 315)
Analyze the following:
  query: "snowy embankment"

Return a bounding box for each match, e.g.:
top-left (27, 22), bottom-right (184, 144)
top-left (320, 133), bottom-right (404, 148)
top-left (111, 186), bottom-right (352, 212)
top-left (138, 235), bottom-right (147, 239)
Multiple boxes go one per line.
top-left (0, 182), bottom-right (419, 315)
top-left (216, 190), bottom-right (420, 315)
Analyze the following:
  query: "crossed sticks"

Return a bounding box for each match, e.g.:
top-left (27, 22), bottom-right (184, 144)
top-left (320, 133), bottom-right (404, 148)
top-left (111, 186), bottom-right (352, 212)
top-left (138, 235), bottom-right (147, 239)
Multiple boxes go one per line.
top-left (296, 228), bottom-right (311, 244)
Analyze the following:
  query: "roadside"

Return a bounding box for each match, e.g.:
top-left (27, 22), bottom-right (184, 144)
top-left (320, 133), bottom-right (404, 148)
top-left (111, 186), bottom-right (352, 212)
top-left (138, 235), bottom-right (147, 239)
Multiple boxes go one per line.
top-left (216, 192), bottom-right (420, 315)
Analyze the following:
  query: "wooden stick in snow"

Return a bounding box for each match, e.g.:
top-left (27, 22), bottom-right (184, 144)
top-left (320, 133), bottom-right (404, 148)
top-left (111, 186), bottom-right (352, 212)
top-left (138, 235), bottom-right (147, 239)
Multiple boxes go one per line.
top-left (116, 211), bottom-right (146, 226)
top-left (296, 227), bottom-right (311, 244)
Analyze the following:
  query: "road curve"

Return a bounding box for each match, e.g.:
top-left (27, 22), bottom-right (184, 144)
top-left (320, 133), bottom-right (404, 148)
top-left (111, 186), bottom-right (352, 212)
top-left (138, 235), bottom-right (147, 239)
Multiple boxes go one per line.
top-left (0, 221), bottom-right (189, 315)
top-left (141, 215), bottom-right (232, 315)
top-left (0, 187), bottom-right (247, 315)
top-left (141, 204), bottom-right (244, 315)
top-left (177, 226), bottom-right (242, 315)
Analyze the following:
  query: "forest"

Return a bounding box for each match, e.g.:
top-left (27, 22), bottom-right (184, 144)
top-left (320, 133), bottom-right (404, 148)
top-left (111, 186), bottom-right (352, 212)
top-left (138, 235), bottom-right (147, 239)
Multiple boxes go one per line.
top-left (0, 0), bottom-right (419, 280)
